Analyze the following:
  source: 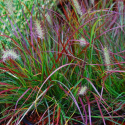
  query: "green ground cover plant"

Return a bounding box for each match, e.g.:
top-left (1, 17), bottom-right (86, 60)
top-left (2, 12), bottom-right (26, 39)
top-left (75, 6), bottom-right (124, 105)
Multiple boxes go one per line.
top-left (0, 0), bottom-right (125, 124)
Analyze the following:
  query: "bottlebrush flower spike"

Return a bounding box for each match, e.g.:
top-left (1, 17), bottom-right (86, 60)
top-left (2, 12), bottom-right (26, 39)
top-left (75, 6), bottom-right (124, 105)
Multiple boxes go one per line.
top-left (78, 86), bottom-right (87, 96)
top-left (34, 20), bottom-right (44, 39)
top-left (45, 13), bottom-right (52, 25)
top-left (91, 0), bottom-right (94, 5)
top-left (103, 47), bottom-right (111, 71)
top-left (2, 50), bottom-right (19, 62)
top-left (72, 0), bottom-right (82, 15)
top-left (118, 1), bottom-right (124, 27)
top-left (79, 37), bottom-right (88, 47)
top-left (4, 0), bottom-right (15, 15)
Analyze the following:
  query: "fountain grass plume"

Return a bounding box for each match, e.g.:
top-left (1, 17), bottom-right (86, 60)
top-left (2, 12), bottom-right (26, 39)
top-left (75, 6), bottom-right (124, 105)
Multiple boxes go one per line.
top-left (72, 0), bottom-right (82, 15)
top-left (4, 0), bottom-right (15, 15)
top-left (103, 47), bottom-right (111, 71)
top-left (34, 20), bottom-right (44, 39)
top-left (1, 49), bottom-right (19, 62)
top-left (79, 37), bottom-right (88, 47)
top-left (78, 86), bottom-right (87, 96)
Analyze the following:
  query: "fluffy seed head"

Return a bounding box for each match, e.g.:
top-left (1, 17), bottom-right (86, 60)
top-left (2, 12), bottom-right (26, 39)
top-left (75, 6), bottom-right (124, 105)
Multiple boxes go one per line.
top-left (91, 0), bottom-right (94, 5)
top-left (1, 50), bottom-right (19, 62)
top-left (118, 1), bottom-right (124, 27)
top-left (45, 13), bottom-right (52, 25)
top-left (72, 0), bottom-right (82, 15)
top-left (79, 38), bottom-right (88, 47)
top-left (34, 20), bottom-right (44, 39)
top-left (103, 47), bottom-right (111, 71)
top-left (78, 86), bottom-right (87, 96)
top-left (4, 0), bottom-right (15, 15)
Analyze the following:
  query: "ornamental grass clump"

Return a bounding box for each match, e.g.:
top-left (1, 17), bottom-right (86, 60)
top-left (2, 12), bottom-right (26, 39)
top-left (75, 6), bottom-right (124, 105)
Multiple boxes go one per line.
top-left (0, 0), bottom-right (125, 125)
